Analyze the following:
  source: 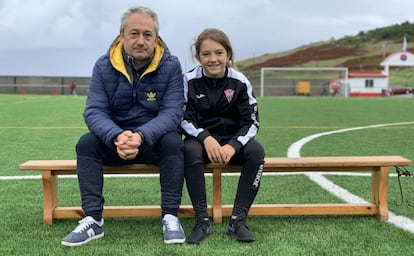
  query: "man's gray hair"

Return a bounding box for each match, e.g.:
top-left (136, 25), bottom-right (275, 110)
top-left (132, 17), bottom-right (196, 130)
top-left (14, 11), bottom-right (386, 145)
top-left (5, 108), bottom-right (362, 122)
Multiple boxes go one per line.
top-left (120, 6), bottom-right (159, 35)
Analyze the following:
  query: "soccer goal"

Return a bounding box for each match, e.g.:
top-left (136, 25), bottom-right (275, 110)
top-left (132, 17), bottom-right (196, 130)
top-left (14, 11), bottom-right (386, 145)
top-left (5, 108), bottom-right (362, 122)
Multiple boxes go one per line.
top-left (259, 67), bottom-right (349, 97)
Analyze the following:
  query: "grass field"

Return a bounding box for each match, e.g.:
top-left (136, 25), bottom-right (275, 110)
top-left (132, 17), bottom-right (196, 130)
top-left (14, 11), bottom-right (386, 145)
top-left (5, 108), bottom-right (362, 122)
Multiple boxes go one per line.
top-left (2, 94), bottom-right (414, 255)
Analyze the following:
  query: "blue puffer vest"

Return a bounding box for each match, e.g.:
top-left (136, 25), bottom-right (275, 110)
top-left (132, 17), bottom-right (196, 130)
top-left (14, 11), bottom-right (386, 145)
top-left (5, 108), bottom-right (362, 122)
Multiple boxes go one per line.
top-left (83, 36), bottom-right (184, 148)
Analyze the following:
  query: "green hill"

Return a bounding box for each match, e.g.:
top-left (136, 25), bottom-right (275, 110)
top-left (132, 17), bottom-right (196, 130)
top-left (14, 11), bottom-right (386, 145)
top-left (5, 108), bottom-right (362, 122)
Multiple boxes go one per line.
top-left (237, 21), bottom-right (414, 87)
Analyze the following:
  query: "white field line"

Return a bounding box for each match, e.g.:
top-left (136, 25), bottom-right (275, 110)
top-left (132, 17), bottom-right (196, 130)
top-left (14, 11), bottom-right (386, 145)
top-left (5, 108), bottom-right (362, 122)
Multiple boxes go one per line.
top-left (287, 121), bottom-right (414, 234)
top-left (2, 121), bottom-right (414, 233)
top-left (0, 172), bottom-right (400, 181)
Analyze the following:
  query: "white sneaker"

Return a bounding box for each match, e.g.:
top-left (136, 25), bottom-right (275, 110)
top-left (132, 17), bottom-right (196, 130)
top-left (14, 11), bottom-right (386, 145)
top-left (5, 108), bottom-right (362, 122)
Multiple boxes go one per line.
top-left (162, 214), bottom-right (185, 244)
top-left (61, 216), bottom-right (104, 246)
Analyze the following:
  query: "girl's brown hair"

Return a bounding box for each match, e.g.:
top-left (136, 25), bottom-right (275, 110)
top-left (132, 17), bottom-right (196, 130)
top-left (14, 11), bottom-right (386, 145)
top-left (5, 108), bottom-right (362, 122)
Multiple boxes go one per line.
top-left (192, 28), bottom-right (236, 68)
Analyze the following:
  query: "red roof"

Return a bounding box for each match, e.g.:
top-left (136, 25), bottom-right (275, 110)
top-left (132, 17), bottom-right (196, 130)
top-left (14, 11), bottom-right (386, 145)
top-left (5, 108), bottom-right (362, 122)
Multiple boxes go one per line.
top-left (348, 71), bottom-right (387, 78)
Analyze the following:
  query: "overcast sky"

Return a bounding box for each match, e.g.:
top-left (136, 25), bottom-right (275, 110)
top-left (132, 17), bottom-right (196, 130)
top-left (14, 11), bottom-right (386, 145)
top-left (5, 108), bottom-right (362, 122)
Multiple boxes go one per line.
top-left (0, 0), bottom-right (413, 77)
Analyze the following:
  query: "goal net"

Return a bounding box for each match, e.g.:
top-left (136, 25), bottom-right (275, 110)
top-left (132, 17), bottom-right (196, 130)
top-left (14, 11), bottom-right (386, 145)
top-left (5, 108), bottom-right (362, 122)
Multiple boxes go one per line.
top-left (259, 67), bottom-right (349, 97)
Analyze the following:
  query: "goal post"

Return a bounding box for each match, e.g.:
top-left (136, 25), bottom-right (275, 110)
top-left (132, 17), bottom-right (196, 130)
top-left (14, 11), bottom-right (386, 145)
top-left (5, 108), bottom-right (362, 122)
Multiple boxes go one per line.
top-left (259, 67), bottom-right (349, 97)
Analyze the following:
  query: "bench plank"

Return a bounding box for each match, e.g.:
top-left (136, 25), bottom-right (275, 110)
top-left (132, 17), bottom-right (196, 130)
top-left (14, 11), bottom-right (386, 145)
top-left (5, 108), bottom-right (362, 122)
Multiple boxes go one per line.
top-left (224, 203), bottom-right (378, 216)
top-left (52, 206), bottom-right (212, 219)
top-left (19, 156), bottom-right (411, 171)
top-left (19, 156), bottom-right (411, 224)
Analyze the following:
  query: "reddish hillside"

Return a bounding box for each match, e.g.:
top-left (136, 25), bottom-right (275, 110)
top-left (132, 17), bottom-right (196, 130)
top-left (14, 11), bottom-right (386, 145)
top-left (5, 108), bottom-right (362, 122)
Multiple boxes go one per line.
top-left (237, 21), bottom-right (414, 87)
top-left (237, 42), bottom-right (388, 85)
top-left (249, 45), bottom-right (360, 68)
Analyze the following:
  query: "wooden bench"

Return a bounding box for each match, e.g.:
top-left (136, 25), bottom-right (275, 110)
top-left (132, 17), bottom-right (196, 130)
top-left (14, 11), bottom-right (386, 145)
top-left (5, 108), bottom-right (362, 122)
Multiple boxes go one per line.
top-left (19, 156), bottom-right (411, 225)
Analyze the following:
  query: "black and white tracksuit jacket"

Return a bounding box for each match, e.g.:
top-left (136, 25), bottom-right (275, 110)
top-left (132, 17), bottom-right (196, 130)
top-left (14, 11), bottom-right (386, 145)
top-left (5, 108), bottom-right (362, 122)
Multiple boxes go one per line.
top-left (181, 66), bottom-right (260, 152)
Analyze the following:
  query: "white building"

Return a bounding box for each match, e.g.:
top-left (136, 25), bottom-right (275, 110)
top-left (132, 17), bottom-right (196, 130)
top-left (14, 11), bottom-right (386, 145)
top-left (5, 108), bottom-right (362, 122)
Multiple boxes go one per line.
top-left (330, 51), bottom-right (414, 97)
top-left (347, 71), bottom-right (388, 97)
top-left (381, 51), bottom-right (414, 88)
top-left (381, 51), bottom-right (414, 74)
top-left (329, 70), bottom-right (387, 97)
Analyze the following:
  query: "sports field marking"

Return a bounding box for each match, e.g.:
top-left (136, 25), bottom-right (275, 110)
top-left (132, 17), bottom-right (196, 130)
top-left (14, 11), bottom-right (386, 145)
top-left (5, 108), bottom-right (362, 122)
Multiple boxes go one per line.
top-left (0, 172), bottom-right (401, 181)
top-left (2, 121), bottom-right (414, 234)
top-left (2, 124), bottom-right (414, 131)
top-left (287, 121), bottom-right (414, 157)
top-left (0, 126), bottom-right (87, 130)
top-left (262, 125), bottom-right (414, 130)
top-left (287, 121), bottom-right (414, 234)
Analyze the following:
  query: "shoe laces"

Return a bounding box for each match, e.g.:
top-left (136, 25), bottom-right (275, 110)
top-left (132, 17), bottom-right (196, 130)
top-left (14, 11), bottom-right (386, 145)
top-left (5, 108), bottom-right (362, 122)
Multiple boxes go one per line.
top-left (163, 214), bottom-right (181, 231)
top-left (73, 216), bottom-right (97, 233)
top-left (231, 218), bottom-right (248, 230)
top-left (193, 219), bottom-right (210, 232)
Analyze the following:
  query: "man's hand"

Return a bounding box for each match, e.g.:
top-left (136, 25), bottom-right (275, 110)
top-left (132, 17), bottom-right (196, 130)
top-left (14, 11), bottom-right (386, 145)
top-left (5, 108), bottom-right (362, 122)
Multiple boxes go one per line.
top-left (114, 130), bottom-right (143, 160)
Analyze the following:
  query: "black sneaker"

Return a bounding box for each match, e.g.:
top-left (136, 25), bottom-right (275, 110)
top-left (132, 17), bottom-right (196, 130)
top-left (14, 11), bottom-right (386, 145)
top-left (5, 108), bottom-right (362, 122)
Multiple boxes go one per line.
top-left (227, 217), bottom-right (255, 242)
top-left (186, 218), bottom-right (212, 244)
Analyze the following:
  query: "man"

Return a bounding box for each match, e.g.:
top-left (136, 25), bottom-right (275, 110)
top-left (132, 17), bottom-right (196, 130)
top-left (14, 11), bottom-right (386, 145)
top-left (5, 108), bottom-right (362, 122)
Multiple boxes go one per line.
top-left (61, 6), bottom-right (185, 246)
top-left (69, 80), bottom-right (76, 95)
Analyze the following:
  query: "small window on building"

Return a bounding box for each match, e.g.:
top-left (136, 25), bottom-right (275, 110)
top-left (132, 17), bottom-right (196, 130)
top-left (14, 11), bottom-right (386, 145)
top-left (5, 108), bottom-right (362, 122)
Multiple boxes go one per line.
top-left (365, 79), bottom-right (374, 88)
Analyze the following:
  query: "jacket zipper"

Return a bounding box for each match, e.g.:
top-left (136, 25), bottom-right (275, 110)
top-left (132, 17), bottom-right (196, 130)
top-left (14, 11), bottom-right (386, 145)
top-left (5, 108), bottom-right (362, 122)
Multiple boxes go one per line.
top-left (213, 79), bottom-right (217, 110)
top-left (132, 73), bottom-right (141, 104)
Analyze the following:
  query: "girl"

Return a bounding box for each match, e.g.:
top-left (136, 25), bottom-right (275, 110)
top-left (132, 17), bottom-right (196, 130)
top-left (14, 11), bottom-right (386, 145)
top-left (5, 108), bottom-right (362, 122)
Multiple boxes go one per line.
top-left (181, 28), bottom-right (265, 244)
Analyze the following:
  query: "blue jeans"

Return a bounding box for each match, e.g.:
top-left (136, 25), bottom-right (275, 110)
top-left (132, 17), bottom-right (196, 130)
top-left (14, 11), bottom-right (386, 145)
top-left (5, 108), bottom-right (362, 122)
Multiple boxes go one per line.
top-left (76, 131), bottom-right (184, 219)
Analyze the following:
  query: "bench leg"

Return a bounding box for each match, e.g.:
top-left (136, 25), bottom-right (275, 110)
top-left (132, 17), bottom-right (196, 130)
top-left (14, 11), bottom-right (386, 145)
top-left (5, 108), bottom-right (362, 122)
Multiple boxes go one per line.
top-left (212, 168), bottom-right (223, 224)
top-left (42, 171), bottom-right (58, 225)
top-left (371, 166), bottom-right (389, 221)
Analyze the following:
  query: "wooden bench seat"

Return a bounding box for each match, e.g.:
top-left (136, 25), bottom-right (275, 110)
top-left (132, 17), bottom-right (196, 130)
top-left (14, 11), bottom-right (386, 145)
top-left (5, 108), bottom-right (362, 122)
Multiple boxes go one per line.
top-left (19, 156), bottom-right (411, 225)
